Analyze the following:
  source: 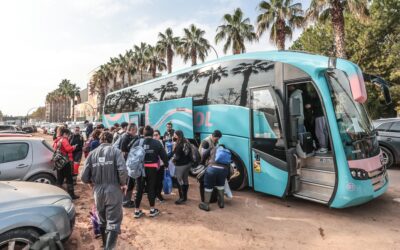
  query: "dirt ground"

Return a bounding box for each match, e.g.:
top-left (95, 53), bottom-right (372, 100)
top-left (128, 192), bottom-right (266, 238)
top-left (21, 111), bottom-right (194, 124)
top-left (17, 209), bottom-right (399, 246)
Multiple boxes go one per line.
top-left (37, 134), bottom-right (400, 250)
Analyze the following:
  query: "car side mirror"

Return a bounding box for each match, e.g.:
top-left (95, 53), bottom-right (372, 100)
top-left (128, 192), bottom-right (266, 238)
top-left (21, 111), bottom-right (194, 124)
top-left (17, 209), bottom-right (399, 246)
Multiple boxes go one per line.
top-left (364, 73), bottom-right (392, 105)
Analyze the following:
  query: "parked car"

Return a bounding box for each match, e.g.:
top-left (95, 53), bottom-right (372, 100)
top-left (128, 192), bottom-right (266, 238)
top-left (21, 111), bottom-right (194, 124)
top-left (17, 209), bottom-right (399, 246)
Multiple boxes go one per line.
top-left (0, 133), bottom-right (32, 138)
top-left (0, 137), bottom-right (56, 184)
top-left (22, 125), bottom-right (35, 133)
top-left (0, 125), bottom-right (17, 132)
top-left (375, 119), bottom-right (400, 168)
top-left (0, 181), bottom-right (75, 248)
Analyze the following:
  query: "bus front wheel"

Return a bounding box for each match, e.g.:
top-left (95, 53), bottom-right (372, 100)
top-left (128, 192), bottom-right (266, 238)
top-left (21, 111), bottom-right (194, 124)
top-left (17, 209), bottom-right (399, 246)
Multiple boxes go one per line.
top-left (229, 154), bottom-right (247, 191)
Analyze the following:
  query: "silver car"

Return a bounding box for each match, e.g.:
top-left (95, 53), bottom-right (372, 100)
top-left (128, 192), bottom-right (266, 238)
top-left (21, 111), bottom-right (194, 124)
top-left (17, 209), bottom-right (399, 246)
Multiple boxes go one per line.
top-left (0, 181), bottom-right (75, 249)
top-left (0, 137), bottom-right (56, 184)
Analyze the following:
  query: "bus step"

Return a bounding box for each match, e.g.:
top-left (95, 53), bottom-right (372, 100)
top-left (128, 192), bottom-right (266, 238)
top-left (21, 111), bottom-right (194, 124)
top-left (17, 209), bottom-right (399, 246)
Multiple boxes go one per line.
top-left (300, 168), bottom-right (336, 187)
top-left (294, 180), bottom-right (334, 203)
top-left (304, 155), bottom-right (335, 172)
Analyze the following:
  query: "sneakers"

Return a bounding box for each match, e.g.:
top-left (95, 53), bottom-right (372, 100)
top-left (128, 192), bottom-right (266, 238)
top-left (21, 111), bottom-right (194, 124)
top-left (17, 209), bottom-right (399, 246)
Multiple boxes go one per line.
top-left (316, 148), bottom-right (328, 154)
top-left (123, 200), bottom-right (135, 208)
top-left (149, 208), bottom-right (160, 217)
top-left (134, 210), bottom-right (144, 219)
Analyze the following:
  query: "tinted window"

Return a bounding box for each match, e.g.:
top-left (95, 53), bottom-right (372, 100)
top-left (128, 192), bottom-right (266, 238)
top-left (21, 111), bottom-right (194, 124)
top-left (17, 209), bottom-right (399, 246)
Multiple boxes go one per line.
top-left (0, 143), bottom-right (29, 163)
top-left (154, 79), bottom-right (180, 101)
top-left (376, 122), bottom-right (392, 131)
top-left (183, 67), bottom-right (212, 105)
top-left (208, 60), bottom-right (274, 106)
top-left (389, 122), bottom-right (400, 132)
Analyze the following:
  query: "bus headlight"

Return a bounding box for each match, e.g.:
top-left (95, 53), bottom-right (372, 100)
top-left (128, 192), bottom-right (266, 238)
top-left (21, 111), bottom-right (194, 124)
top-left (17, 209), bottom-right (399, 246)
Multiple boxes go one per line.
top-left (350, 168), bottom-right (369, 180)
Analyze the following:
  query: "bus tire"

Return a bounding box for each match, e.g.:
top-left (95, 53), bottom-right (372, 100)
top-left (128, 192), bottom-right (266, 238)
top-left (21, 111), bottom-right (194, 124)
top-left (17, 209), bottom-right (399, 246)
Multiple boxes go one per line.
top-left (228, 153), bottom-right (247, 191)
top-left (380, 146), bottom-right (394, 169)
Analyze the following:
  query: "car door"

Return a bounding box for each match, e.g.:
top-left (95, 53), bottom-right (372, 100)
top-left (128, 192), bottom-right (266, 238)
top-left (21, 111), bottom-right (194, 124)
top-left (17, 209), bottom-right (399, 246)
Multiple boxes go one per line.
top-left (0, 141), bottom-right (33, 180)
top-left (387, 122), bottom-right (400, 163)
top-left (250, 86), bottom-right (289, 197)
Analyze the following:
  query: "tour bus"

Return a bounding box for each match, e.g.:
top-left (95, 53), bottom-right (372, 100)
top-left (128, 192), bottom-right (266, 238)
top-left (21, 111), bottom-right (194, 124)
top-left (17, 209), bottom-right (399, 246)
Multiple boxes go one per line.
top-left (102, 51), bottom-right (391, 208)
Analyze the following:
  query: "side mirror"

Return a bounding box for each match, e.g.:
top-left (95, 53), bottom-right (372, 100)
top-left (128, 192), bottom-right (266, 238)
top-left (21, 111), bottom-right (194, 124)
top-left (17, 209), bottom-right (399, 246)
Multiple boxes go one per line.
top-left (363, 73), bottom-right (392, 105)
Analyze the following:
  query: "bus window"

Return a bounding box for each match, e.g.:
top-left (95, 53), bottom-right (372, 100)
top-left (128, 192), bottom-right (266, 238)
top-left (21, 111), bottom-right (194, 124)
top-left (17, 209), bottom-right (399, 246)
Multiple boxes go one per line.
top-left (184, 66), bottom-right (212, 105)
top-left (208, 60), bottom-right (274, 107)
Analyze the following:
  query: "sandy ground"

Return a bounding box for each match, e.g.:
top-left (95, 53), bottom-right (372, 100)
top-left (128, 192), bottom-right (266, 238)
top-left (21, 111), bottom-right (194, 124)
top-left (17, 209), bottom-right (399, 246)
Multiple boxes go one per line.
top-left (37, 134), bottom-right (400, 250)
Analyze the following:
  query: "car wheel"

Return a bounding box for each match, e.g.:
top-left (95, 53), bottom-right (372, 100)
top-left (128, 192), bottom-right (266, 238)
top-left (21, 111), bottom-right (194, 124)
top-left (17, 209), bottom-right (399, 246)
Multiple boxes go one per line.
top-left (228, 154), bottom-right (247, 191)
top-left (381, 146), bottom-right (394, 169)
top-left (0, 228), bottom-right (40, 250)
top-left (28, 173), bottom-right (56, 185)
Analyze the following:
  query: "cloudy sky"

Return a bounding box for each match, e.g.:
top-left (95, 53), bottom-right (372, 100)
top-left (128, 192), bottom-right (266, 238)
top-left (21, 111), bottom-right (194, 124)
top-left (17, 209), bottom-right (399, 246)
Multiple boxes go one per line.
top-left (0, 0), bottom-right (310, 116)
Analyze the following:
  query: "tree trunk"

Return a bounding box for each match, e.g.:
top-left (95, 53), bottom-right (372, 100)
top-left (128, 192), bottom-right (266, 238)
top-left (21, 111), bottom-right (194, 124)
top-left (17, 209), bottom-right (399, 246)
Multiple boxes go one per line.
top-left (277, 18), bottom-right (286, 50)
top-left (128, 74), bottom-right (132, 86)
top-left (233, 49), bottom-right (241, 55)
top-left (239, 71), bottom-right (251, 106)
top-left (72, 98), bottom-right (75, 122)
top-left (140, 68), bottom-right (143, 82)
top-left (121, 73), bottom-right (125, 88)
top-left (181, 84), bottom-right (189, 98)
top-left (167, 47), bottom-right (173, 73)
top-left (152, 62), bottom-right (157, 78)
top-left (331, 0), bottom-right (346, 58)
top-left (203, 77), bottom-right (213, 103)
top-left (191, 48), bottom-right (197, 66)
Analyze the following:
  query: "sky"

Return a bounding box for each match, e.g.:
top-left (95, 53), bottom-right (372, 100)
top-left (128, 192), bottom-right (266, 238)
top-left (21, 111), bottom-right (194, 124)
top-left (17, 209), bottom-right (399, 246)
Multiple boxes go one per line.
top-left (0, 0), bottom-right (311, 116)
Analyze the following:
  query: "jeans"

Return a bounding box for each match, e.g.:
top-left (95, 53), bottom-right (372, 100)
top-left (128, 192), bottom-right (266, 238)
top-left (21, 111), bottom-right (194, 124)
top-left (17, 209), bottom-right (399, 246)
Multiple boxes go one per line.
top-left (204, 166), bottom-right (228, 190)
top-left (135, 167), bottom-right (158, 208)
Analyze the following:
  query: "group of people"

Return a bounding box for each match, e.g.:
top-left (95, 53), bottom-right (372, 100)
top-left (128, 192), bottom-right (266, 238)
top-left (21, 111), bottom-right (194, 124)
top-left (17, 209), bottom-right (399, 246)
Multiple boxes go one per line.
top-left (76, 121), bottom-right (230, 249)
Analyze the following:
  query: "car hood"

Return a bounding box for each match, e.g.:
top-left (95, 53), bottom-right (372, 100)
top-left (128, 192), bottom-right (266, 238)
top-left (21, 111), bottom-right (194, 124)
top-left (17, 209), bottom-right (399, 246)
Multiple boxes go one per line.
top-left (0, 181), bottom-right (70, 210)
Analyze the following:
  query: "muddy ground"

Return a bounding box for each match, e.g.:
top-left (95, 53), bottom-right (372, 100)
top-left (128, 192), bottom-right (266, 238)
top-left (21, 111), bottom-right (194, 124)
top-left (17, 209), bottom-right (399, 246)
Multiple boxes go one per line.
top-left (37, 134), bottom-right (400, 249)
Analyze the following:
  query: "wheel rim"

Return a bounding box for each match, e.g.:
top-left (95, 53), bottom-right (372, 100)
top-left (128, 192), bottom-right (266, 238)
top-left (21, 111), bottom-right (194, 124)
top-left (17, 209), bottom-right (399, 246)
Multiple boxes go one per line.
top-left (34, 177), bottom-right (51, 184)
top-left (230, 161), bottom-right (241, 180)
top-left (0, 238), bottom-right (32, 250)
top-left (382, 151), bottom-right (389, 165)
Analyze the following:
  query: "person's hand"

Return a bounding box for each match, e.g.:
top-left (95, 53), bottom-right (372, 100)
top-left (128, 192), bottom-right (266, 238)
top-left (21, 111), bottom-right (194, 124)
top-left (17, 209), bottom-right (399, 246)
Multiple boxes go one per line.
top-left (120, 185), bottom-right (128, 194)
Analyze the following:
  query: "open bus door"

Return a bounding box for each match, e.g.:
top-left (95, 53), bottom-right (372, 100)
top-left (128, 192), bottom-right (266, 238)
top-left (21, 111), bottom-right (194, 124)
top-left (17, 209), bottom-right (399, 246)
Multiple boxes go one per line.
top-left (249, 86), bottom-right (290, 197)
top-left (146, 97), bottom-right (194, 139)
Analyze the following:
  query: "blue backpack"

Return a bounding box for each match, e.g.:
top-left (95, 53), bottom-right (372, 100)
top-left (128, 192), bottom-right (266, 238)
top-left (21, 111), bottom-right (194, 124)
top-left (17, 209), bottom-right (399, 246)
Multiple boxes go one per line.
top-left (215, 146), bottom-right (232, 165)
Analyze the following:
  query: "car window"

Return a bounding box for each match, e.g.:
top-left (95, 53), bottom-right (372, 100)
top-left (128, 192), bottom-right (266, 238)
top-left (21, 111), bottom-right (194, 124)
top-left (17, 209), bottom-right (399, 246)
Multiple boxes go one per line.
top-left (0, 143), bottom-right (29, 163)
top-left (389, 122), bottom-right (400, 132)
top-left (42, 140), bottom-right (54, 152)
top-left (376, 122), bottom-right (393, 131)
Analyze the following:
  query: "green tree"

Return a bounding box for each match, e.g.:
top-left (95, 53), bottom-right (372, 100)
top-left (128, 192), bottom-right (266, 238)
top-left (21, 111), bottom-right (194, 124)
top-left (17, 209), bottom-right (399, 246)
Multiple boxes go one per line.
top-left (133, 42), bottom-right (150, 82)
top-left (157, 28), bottom-right (181, 73)
top-left (146, 45), bottom-right (166, 78)
top-left (215, 8), bottom-right (257, 54)
top-left (256, 0), bottom-right (304, 50)
top-left (178, 24), bottom-right (211, 66)
top-left (306, 0), bottom-right (368, 58)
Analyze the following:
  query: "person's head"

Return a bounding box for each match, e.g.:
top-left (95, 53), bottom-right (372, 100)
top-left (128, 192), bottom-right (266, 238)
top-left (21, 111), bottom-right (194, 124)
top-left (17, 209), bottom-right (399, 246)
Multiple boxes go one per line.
top-left (173, 130), bottom-right (185, 143)
top-left (127, 123), bottom-right (137, 136)
top-left (166, 122), bottom-right (173, 132)
top-left (139, 126), bottom-right (144, 136)
top-left (96, 124), bottom-right (105, 131)
top-left (84, 120), bottom-right (89, 125)
top-left (143, 125), bottom-right (154, 137)
top-left (60, 127), bottom-right (70, 137)
top-left (74, 126), bottom-right (80, 135)
top-left (56, 126), bottom-right (65, 137)
top-left (153, 129), bottom-right (161, 140)
top-left (114, 123), bottom-right (120, 128)
top-left (100, 131), bottom-right (113, 144)
top-left (92, 129), bottom-right (101, 140)
top-left (104, 128), bottom-right (110, 132)
top-left (121, 122), bottom-right (128, 131)
top-left (211, 130), bottom-right (222, 144)
top-left (110, 126), bottom-right (116, 133)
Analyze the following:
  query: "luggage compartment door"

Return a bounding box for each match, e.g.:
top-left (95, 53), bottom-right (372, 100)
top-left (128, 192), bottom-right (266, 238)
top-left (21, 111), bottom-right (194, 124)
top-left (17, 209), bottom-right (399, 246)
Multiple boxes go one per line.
top-left (147, 97), bottom-right (194, 139)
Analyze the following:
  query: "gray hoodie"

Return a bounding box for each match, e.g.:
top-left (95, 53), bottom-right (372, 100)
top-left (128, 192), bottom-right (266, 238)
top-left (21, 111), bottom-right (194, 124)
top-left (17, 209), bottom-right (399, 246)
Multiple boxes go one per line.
top-left (81, 143), bottom-right (128, 187)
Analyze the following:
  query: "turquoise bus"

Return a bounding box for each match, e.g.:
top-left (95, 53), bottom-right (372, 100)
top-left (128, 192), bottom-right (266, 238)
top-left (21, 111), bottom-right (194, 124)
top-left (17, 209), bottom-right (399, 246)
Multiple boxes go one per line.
top-left (102, 51), bottom-right (391, 208)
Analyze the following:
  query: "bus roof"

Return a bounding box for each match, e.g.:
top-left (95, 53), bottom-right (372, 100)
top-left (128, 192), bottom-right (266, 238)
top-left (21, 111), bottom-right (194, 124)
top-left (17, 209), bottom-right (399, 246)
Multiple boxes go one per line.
top-left (107, 50), bottom-right (356, 96)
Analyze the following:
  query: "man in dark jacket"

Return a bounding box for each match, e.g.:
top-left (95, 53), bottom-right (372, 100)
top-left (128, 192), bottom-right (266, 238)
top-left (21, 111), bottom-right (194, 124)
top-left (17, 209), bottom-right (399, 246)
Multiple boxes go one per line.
top-left (162, 122), bottom-right (174, 143)
top-left (81, 131), bottom-right (128, 249)
top-left (132, 125), bottom-right (168, 218)
top-left (69, 126), bottom-right (84, 182)
top-left (84, 120), bottom-right (93, 139)
top-left (120, 123), bottom-right (139, 208)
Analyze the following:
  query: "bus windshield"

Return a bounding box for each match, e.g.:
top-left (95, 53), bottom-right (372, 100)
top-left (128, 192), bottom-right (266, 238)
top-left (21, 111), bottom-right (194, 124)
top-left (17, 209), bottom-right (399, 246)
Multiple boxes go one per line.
top-left (327, 69), bottom-right (380, 160)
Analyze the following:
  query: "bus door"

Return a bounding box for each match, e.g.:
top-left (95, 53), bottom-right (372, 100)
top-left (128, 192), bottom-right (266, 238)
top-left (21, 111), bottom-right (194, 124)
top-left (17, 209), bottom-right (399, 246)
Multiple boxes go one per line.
top-left (147, 97), bottom-right (194, 139)
top-left (250, 86), bottom-right (289, 197)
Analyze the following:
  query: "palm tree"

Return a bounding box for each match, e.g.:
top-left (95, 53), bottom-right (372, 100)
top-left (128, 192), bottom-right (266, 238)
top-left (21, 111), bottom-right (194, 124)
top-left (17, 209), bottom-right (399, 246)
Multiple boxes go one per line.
top-left (231, 60), bottom-right (274, 106)
top-left (215, 8), bottom-right (257, 54)
top-left (154, 82), bottom-right (178, 101)
top-left (133, 42), bottom-right (150, 82)
top-left (124, 49), bottom-right (136, 85)
top-left (157, 28), bottom-right (181, 73)
top-left (178, 24), bottom-right (211, 66)
top-left (118, 53), bottom-right (128, 87)
top-left (177, 69), bottom-right (201, 98)
top-left (108, 57), bottom-right (120, 90)
top-left (147, 45), bottom-right (166, 78)
top-left (306, 0), bottom-right (368, 58)
top-left (203, 66), bottom-right (229, 102)
top-left (256, 0), bottom-right (304, 51)
top-left (90, 66), bottom-right (109, 116)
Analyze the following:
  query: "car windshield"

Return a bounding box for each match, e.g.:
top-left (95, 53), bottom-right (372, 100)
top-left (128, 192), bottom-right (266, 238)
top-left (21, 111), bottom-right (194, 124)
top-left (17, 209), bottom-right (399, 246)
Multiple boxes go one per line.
top-left (327, 69), bottom-right (379, 160)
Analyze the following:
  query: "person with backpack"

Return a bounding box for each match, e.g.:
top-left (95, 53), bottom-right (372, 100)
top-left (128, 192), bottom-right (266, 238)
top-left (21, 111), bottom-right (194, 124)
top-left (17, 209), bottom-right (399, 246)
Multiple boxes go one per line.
top-left (120, 123), bottom-right (139, 208)
top-left (153, 130), bottom-right (165, 202)
top-left (199, 130), bottom-right (222, 163)
top-left (53, 127), bottom-right (79, 200)
top-left (131, 125), bottom-right (168, 218)
top-left (69, 126), bottom-right (84, 183)
top-left (172, 130), bottom-right (192, 205)
top-left (199, 142), bottom-right (231, 212)
top-left (81, 131), bottom-right (128, 249)
top-left (112, 122), bottom-right (128, 144)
